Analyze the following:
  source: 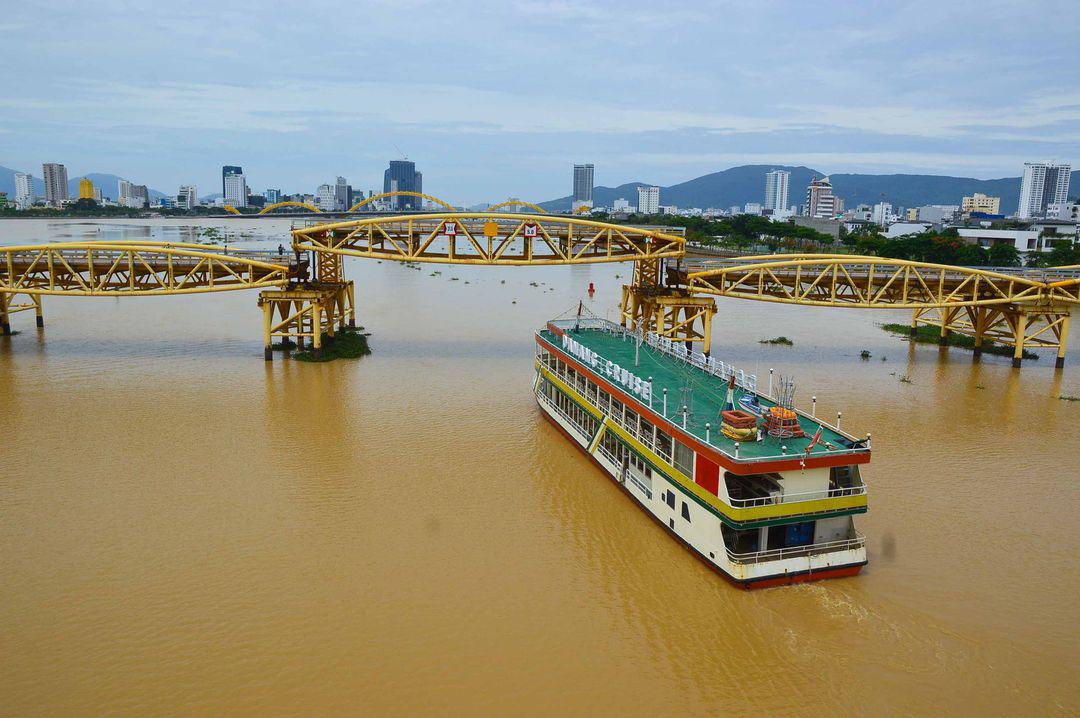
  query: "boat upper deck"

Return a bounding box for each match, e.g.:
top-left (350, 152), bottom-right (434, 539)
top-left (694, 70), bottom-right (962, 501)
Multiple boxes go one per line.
top-left (537, 319), bottom-right (869, 465)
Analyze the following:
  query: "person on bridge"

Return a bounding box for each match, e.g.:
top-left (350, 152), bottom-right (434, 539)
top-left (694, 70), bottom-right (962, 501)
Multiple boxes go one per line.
top-left (278, 244), bottom-right (284, 256)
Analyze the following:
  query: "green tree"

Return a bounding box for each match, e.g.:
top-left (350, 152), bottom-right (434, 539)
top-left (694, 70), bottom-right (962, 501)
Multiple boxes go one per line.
top-left (987, 242), bottom-right (1021, 267)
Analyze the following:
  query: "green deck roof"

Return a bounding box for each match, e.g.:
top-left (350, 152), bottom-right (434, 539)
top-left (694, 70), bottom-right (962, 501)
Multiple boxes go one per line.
top-left (539, 324), bottom-right (865, 462)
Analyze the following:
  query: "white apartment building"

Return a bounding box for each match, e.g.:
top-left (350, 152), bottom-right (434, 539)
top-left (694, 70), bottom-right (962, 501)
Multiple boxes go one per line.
top-left (764, 169), bottom-right (789, 214)
top-left (224, 173), bottom-right (248, 208)
top-left (42, 163), bottom-right (68, 207)
top-left (1017, 162), bottom-right (1071, 219)
top-left (14, 172), bottom-right (34, 209)
top-left (177, 185), bottom-right (197, 210)
top-left (612, 198), bottom-right (632, 212)
top-left (744, 202), bottom-right (762, 215)
top-left (871, 202), bottom-right (894, 226)
top-left (637, 186), bottom-right (659, 214)
top-left (957, 228), bottom-right (1060, 255)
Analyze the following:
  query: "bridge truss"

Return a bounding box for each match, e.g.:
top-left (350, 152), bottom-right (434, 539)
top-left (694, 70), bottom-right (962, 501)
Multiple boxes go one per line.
top-left (3, 232), bottom-right (1078, 371)
top-left (685, 255), bottom-right (1080, 367)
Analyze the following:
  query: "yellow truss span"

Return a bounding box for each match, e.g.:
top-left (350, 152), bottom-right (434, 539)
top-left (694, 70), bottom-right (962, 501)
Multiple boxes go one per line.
top-left (487, 200), bottom-right (547, 213)
top-left (0, 242), bottom-right (292, 296)
top-left (291, 212), bottom-right (687, 265)
top-left (347, 191), bottom-right (456, 212)
top-left (223, 205), bottom-right (241, 215)
top-left (687, 254), bottom-right (1080, 309)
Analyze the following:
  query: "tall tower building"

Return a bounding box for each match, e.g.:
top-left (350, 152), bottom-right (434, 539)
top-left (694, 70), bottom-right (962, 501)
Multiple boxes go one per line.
top-left (78, 178), bottom-right (95, 200)
top-left (14, 172), bottom-right (34, 209)
top-left (224, 173), bottom-right (248, 208)
top-left (42, 163), bottom-right (69, 207)
top-left (764, 169), bottom-right (790, 214)
top-left (383, 161), bottom-right (422, 210)
top-left (637, 186), bottom-right (660, 214)
top-left (804, 176), bottom-right (836, 219)
top-left (572, 164), bottom-right (594, 211)
top-left (1017, 162), bottom-right (1071, 219)
top-left (222, 165), bottom-right (243, 197)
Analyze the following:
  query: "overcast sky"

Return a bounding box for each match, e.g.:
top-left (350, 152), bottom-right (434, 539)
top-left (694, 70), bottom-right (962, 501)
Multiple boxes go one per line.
top-left (2, 0), bottom-right (1077, 204)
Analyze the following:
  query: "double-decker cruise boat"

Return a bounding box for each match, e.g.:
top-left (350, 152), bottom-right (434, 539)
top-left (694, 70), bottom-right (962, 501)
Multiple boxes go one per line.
top-left (534, 317), bottom-right (869, 589)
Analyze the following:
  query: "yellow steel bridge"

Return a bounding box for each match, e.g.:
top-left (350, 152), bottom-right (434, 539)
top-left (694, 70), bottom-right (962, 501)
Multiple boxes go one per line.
top-left (2, 199), bottom-right (1078, 371)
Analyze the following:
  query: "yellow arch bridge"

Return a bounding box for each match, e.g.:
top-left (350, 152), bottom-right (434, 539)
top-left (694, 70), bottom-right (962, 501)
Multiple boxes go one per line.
top-left (2, 218), bottom-right (1077, 370)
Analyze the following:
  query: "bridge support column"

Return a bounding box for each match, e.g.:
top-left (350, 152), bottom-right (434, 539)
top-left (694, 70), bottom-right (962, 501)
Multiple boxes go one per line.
top-left (1, 293), bottom-right (9, 336)
top-left (262, 301), bottom-right (273, 361)
top-left (311, 302), bottom-right (323, 358)
top-left (1012, 312), bottom-right (1027, 368)
top-left (972, 307), bottom-right (986, 359)
top-left (347, 282), bottom-right (356, 327)
top-left (1056, 315), bottom-right (1070, 369)
top-left (34, 296), bottom-right (43, 328)
top-left (909, 308), bottom-right (919, 337)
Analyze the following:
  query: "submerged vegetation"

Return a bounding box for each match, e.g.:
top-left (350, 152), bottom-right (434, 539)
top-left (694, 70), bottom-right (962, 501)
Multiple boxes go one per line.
top-left (1060, 395), bottom-right (1080, 402)
top-left (759, 336), bottom-right (793, 346)
top-left (880, 323), bottom-right (1038, 360)
top-left (294, 326), bottom-right (372, 363)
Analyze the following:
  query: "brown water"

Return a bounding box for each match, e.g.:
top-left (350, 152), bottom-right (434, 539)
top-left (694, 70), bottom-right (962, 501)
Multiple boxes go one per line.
top-left (2, 219), bottom-right (1078, 716)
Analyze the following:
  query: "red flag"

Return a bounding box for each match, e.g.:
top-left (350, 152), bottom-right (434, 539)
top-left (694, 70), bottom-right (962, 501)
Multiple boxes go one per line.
top-left (805, 427), bottom-right (822, 455)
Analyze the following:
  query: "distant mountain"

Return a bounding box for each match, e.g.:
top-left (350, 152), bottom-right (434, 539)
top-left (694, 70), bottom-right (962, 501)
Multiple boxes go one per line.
top-left (0, 166), bottom-right (166, 201)
top-left (540, 165), bottom-right (1080, 215)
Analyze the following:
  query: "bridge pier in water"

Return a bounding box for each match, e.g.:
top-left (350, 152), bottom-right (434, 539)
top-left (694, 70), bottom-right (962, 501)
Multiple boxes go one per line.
top-left (258, 281), bottom-right (354, 361)
top-left (912, 304), bottom-right (1071, 369)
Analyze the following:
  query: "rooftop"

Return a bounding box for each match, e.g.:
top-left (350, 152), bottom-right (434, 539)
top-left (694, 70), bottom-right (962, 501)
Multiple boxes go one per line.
top-left (540, 319), bottom-right (867, 463)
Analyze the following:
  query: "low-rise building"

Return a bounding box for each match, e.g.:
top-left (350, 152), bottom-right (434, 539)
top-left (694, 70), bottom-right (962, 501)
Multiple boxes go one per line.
top-left (955, 227), bottom-right (1062, 254)
top-left (884, 222), bottom-right (932, 238)
top-left (962, 193), bottom-right (1000, 216)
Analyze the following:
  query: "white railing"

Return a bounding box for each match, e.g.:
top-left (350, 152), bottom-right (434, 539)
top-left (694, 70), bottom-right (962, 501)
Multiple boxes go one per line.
top-left (535, 387), bottom-right (593, 441)
top-left (727, 484), bottom-right (866, 508)
top-left (726, 533), bottom-right (865, 565)
top-left (644, 330), bottom-right (757, 395)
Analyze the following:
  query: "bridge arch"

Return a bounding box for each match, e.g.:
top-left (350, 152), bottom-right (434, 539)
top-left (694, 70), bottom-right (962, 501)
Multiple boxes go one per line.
top-left (347, 191), bottom-right (456, 212)
top-left (487, 200), bottom-right (546, 213)
top-left (259, 201), bottom-right (322, 215)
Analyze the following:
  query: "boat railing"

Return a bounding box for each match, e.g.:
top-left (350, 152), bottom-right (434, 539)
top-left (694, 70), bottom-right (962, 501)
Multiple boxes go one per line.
top-left (726, 533), bottom-right (865, 565)
top-left (727, 484), bottom-right (866, 508)
top-left (535, 386), bottom-right (592, 441)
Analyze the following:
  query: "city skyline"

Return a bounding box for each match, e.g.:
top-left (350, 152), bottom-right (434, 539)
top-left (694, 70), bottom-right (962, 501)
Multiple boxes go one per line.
top-left (1, 1), bottom-right (1077, 205)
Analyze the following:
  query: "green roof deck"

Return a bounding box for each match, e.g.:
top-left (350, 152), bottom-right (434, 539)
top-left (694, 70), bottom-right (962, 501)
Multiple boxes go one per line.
top-left (539, 322), bottom-right (866, 463)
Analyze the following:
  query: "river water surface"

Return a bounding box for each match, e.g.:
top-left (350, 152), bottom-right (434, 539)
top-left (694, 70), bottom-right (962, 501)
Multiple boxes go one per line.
top-left (1, 219), bottom-right (1078, 715)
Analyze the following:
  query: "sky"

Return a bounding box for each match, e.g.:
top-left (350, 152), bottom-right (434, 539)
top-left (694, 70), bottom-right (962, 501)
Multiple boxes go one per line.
top-left (1, 0), bottom-right (1078, 205)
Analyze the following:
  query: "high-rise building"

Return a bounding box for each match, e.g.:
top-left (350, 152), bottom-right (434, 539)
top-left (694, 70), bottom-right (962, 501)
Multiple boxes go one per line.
top-left (764, 169), bottom-right (790, 215)
top-left (118, 180), bottom-right (149, 208)
top-left (383, 160), bottom-right (422, 210)
top-left (222, 166), bottom-right (243, 197)
top-left (572, 164), bottom-right (594, 212)
top-left (177, 185), bottom-right (197, 210)
top-left (804, 176), bottom-right (836, 219)
top-left (265, 189), bottom-right (282, 204)
top-left (78, 178), bottom-right (95, 200)
top-left (14, 172), bottom-right (34, 209)
top-left (637, 186), bottom-right (659, 214)
top-left (315, 184), bottom-right (336, 210)
top-left (42, 163), bottom-right (68, 207)
top-left (961, 193), bottom-right (1001, 216)
top-left (1017, 162), bottom-right (1071, 218)
top-left (224, 173), bottom-right (248, 208)
top-left (335, 176), bottom-right (350, 211)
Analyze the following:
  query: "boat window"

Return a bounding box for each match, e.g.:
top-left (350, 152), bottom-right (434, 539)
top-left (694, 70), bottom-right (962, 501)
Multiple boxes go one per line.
top-left (665, 491), bottom-right (676, 509)
top-left (587, 382), bottom-right (598, 405)
top-left (681, 502), bottom-right (691, 521)
top-left (655, 431), bottom-right (673, 462)
top-left (673, 440), bottom-right (694, 479)
top-left (597, 389), bottom-right (610, 414)
top-left (611, 400), bottom-right (624, 425)
top-left (639, 419), bottom-right (655, 450)
top-left (624, 409), bottom-right (639, 436)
